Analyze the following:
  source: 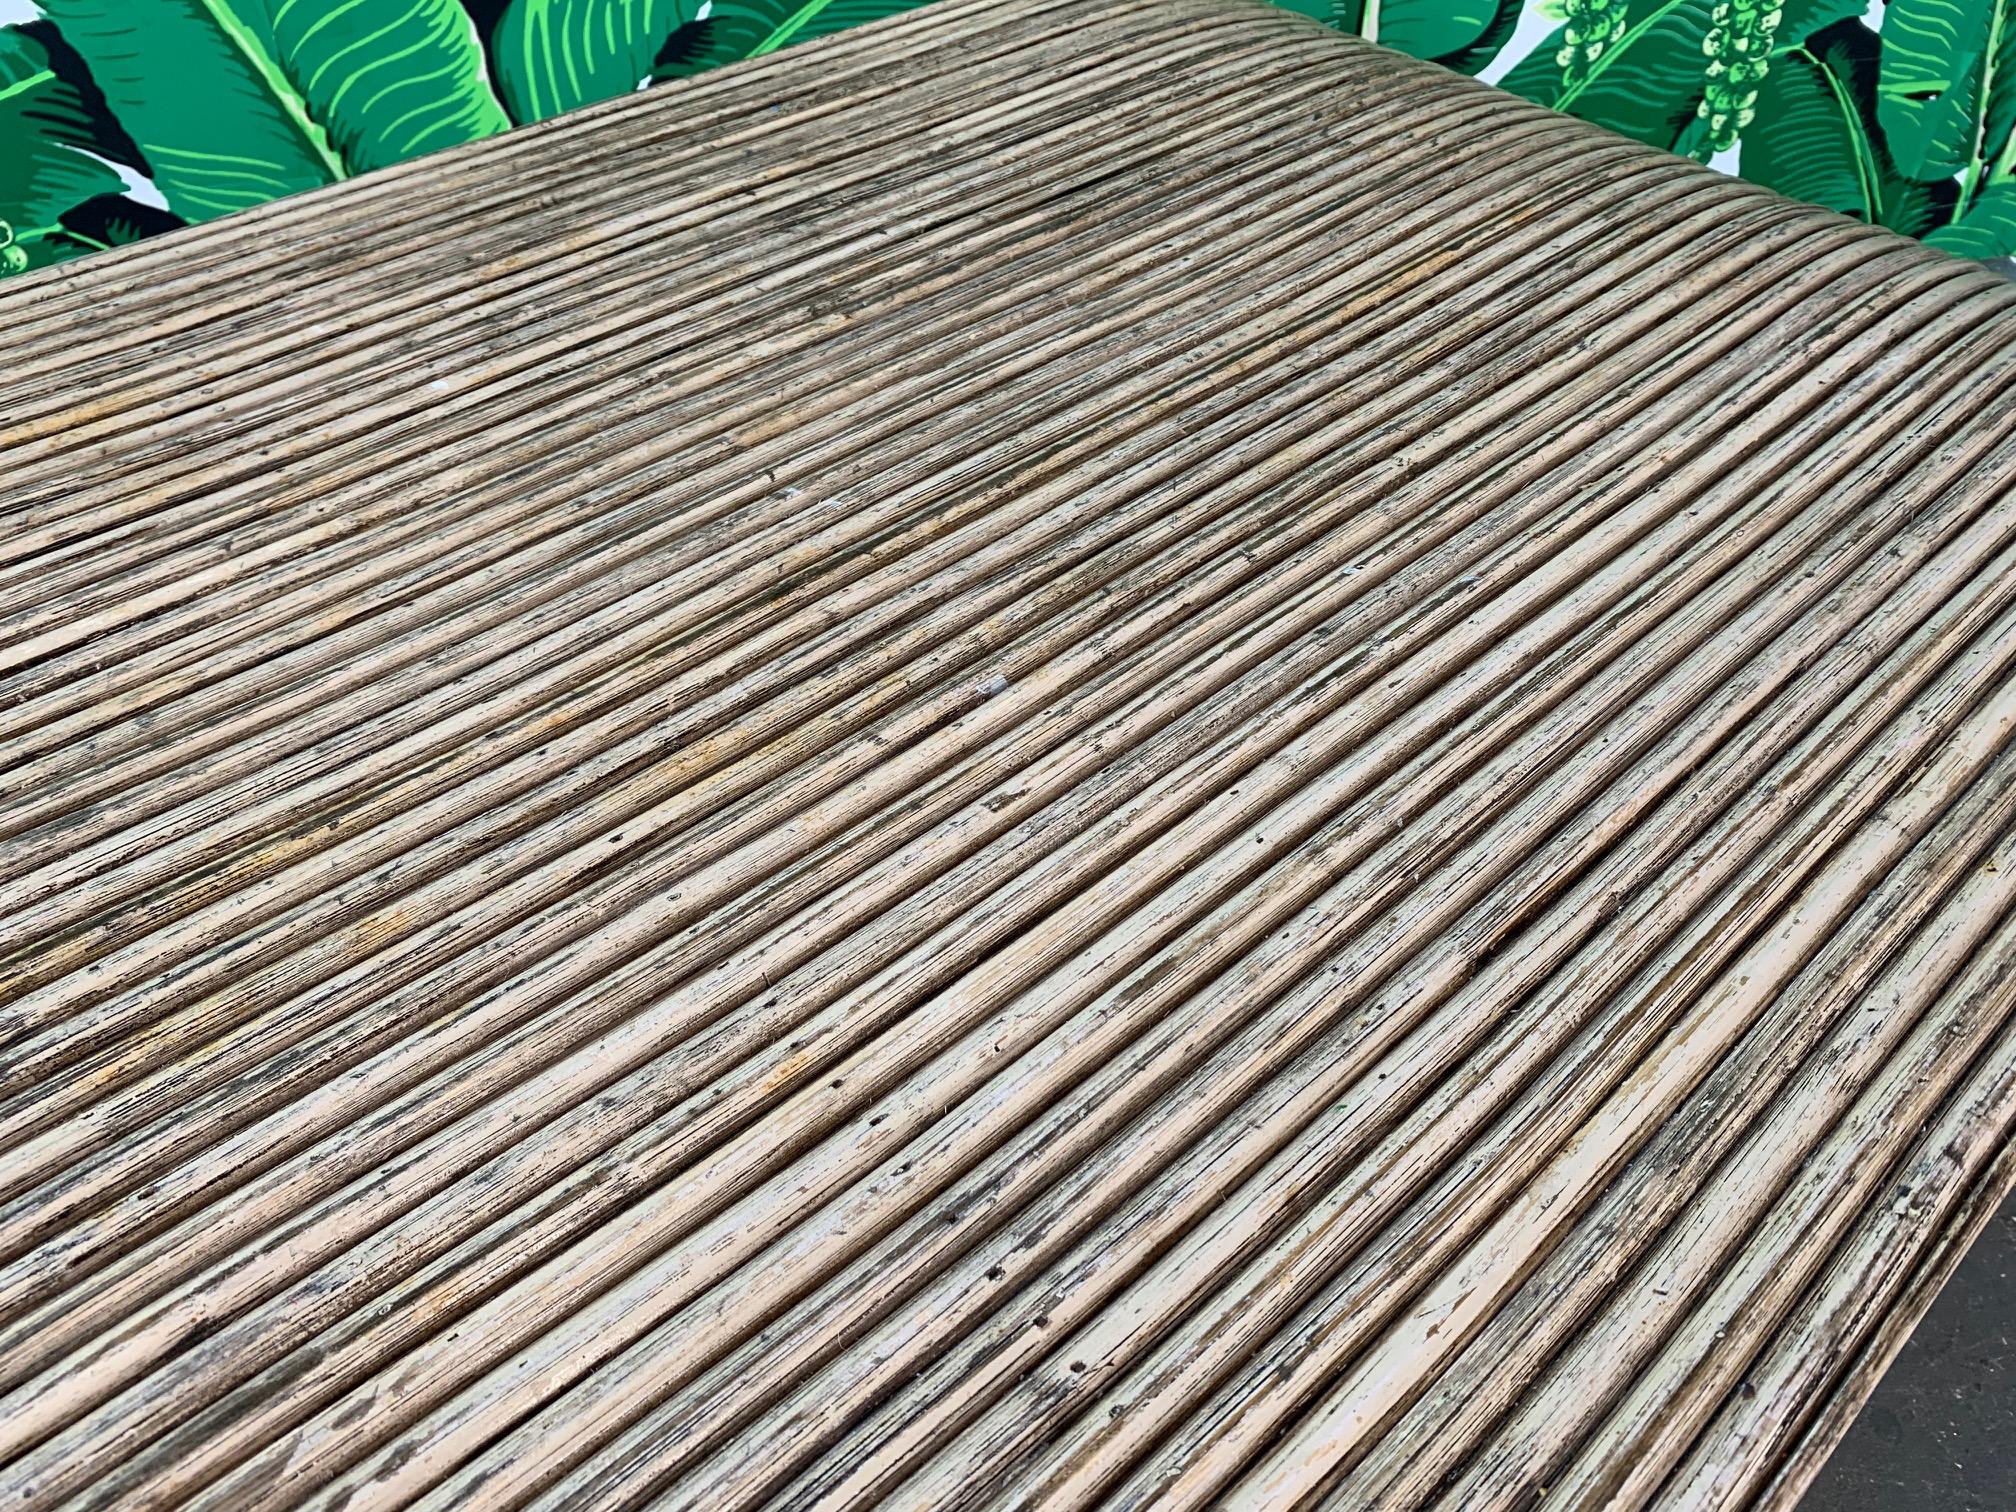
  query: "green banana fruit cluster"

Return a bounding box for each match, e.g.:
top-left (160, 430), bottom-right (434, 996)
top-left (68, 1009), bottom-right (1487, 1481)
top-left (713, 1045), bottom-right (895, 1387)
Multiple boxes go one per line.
top-left (1556, 0), bottom-right (1630, 95)
top-left (1698, 0), bottom-right (1785, 155)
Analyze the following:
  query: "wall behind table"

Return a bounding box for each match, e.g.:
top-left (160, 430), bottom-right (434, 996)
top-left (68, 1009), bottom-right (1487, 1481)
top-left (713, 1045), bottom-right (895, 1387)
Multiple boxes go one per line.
top-left (2, 0), bottom-right (2010, 276)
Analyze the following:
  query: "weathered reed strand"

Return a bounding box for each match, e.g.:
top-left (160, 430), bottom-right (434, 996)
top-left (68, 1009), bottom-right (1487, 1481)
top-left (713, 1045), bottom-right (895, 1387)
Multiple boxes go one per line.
top-left (0, 201), bottom-right (1886, 1491)
top-left (894, 333), bottom-right (2016, 1512)
top-left (538, 461), bottom-right (2016, 1512)
top-left (0, 11), bottom-right (1302, 574)
top-left (1593, 918), bottom-right (2016, 1509)
top-left (0, 213), bottom-right (1975, 1491)
top-left (1427, 853), bottom-right (2016, 1508)
top-left (3, 0), bottom-right (1036, 326)
top-left (1040, 467), bottom-right (2016, 1507)
top-left (0, 66), bottom-right (1545, 864)
top-left (19, 227), bottom-right (1951, 1512)
top-left (0, 74), bottom-right (1556, 1161)
top-left (0, 145), bottom-right (1741, 1056)
top-left (0, 139), bottom-right (1782, 1419)
top-left (0, 88), bottom-right (1596, 745)
top-left (1750, 1117), bottom-right (2016, 1511)
top-left (0, 0), bottom-right (1127, 395)
top-left (0, 207), bottom-right (1733, 1201)
top-left (0, 183), bottom-right (1669, 1225)
top-left (1108, 581), bottom-right (2016, 1512)
top-left (0, 75), bottom-right (1322, 628)
top-left (7, 186), bottom-right (1870, 1266)
top-left (247, 276), bottom-right (2016, 1512)
top-left (0, 32), bottom-right (1372, 619)
top-left (0, 171), bottom-right (1822, 1427)
top-left (790, 308), bottom-right (2016, 1512)
top-left (1223, 683), bottom-right (2016, 1507)
top-left (6, 3), bottom-right (2016, 1509)
top-left (2, 4), bottom-right (1303, 530)
top-left (1337, 754), bottom-right (2016, 1508)
top-left (0, 63), bottom-right (1530, 762)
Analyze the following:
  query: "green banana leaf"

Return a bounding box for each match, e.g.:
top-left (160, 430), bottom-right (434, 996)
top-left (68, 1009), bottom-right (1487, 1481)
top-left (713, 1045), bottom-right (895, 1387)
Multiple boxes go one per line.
top-left (1876, 0), bottom-right (2010, 180)
top-left (1987, 2), bottom-right (2016, 165)
top-left (1267, 0), bottom-right (1520, 73)
top-left (0, 26), bottom-right (122, 231)
top-left (1928, 173), bottom-right (2016, 252)
top-left (1747, 21), bottom-right (1960, 235)
top-left (1746, 33), bottom-right (1880, 214)
top-left (36, 0), bottom-right (341, 221)
top-left (1877, 0), bottom-right (2016, 250)
top-left (746, 0), bottom-right (935, 52)
top-left (1503, 0), bottom-right (1716, 147)
top-left (651, 0), bottom-right (926, 79)
top-left (254, 0), bottom-right (509, 173)
top-left (493, 0), bottom-right (701, 120)
top-left (1502, 0), bottom-right (1859, 148)
top-left (1369, 0), bottom-right (1522, 67)
top-left (8, 190), bottom-right (178, 273)
top-left (1428, 0), bottom-right (1524, 74)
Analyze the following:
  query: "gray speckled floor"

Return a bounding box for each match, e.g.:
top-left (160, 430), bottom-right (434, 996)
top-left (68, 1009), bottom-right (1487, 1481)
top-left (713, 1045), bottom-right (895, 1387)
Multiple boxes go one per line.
top-left (1800, 1190), bottom-right (2016, 1512)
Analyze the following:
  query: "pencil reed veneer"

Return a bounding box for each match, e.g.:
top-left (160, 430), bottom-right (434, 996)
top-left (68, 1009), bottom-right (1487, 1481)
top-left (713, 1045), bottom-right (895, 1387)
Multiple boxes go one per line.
top-left (5, 1), bottom-right (2016, 1507)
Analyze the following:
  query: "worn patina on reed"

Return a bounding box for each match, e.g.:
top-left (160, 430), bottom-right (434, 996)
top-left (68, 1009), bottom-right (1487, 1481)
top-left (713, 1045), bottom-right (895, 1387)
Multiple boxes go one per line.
top-left (3, 1), bottom-right (2016, 1506)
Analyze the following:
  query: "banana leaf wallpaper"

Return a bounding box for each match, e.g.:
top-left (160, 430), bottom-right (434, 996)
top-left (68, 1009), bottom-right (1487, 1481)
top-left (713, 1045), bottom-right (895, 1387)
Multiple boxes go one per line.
top-left (1, 0), bottom-right (2013, 277)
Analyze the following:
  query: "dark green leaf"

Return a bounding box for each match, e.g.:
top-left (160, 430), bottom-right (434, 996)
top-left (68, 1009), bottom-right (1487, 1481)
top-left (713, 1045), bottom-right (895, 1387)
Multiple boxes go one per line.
top-left (1428, 0), bottom-right (1524, 75)
top-left (23, 19), bottom-right (150, 171)
top-left (650, 0), bottom-right (927, 80)
top-left (36, 0), bottom-right (341, 221)
top-left (1884, 168), bottom-right (1962, 233)
top-left (0, 25), bottom-right (122, 230)
top-left (1928, 172), bottom-right (2016, 252)
top-left (493, 0), bottom-right (697, 121)
top-left (1502, 0), bottom-right (1713, 149)
top-left (1264, 0), bottom-right (1517, 72)
top-left (1775, 0), bottom-right (1866, 43)
top-left (1877, 0), bottom-right (2004, 179)
top-left (1376, 0), bottom-right (1519, 65)
top-left (256, 0), bottom-right (510, 172)
top-left (1746, 30), bottom-right (1884, 216)
top-left (761, 0), bottom-right (935, 49)
top-left (1745, 22), bottom-right (1964, 234)
top-left (3, 190), bottom-right (172, 275)
top-left (1503, 0), bottom-right (1861, 145)
top-left (65, 189), bottom-right (185, 244)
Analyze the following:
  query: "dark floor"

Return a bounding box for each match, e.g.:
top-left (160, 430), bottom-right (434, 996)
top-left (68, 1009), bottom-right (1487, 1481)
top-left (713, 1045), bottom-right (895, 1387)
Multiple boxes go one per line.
top-left (1800, 1190), bottom-right (2016, 1512)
